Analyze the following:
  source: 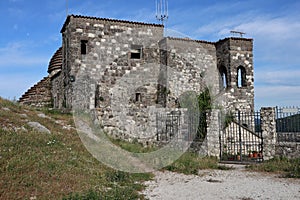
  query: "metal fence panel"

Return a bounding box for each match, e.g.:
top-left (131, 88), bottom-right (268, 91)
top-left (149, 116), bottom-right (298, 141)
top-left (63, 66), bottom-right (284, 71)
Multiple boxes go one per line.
top-left (276, 106), bottom-right (300, 142)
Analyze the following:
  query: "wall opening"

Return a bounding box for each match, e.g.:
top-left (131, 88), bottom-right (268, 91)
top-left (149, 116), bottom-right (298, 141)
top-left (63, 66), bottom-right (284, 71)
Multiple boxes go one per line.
top-left (81, 40), bottom-right (88, 55)
top-left (222, 73), bottom-right (227, 88)
top-left (135, 93), bottom-right (141, 102)
top-left (219, 66), bottom-right (228, 89)
top-left (130, 45), bottom-right (143, 59)
top-left (53, 96), bottom-right (57, 108)
top-left (237, 66), bottom-right (247, 88)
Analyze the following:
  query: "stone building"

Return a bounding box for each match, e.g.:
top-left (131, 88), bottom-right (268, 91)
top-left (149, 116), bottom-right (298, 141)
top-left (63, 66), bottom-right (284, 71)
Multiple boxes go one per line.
top-left (19, 15), bottom-right (254, 144)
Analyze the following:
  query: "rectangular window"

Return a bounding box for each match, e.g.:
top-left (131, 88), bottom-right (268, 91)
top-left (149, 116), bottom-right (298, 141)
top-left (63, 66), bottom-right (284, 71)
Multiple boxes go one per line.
top-left (81, 40), bottom-right (88, 55)
top-left (135, 93), bottom-right (141, 102)
top-left (130, 45), bottom-right (143, 59)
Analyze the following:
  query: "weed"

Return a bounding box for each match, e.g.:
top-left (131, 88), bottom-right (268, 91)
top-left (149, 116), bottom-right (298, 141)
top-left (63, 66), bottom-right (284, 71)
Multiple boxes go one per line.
top-left (163, 152), bottom-right (231, 175)
top-left (247, 156), bottom-right (300, 178)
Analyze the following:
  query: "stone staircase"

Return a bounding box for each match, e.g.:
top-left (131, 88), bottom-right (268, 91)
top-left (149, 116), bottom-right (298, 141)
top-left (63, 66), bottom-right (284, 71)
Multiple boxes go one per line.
top-left (18, 76), bottom-right (52, 107)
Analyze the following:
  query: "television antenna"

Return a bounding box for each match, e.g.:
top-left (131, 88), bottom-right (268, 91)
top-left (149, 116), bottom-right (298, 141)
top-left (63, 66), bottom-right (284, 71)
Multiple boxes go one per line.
top-left (156, 0), bottom-right (168, 25)
top-left (230, 30), bottom-right (246, 38)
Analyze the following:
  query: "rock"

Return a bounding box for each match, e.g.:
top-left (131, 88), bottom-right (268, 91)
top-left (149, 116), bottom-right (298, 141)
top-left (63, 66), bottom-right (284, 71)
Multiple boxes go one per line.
top-left (19, 113), bottom-right (28, 118)
top-left (37, 113), bottom-right (51, 119)
top-left (20, 126), bottom-right (28, 132)
top-left (27, 122), bottom-right (51, 134)
top-left (2, 107), bottom-right (10, 111)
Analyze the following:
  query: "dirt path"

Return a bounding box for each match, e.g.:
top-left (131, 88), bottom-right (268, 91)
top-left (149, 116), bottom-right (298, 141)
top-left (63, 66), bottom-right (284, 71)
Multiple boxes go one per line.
top-left (142, 165), bottom-right (300, 200)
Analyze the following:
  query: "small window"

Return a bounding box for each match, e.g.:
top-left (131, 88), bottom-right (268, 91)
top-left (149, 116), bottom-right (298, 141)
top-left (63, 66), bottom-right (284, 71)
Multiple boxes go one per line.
top-left (219, 66), bottom-right (228, 89)
top-left (222, 73), bottom-right (227, 88)
top-left (81, 40), bottom-right (88, 55)
top-left (237, 66), bottom-right (247, 88)
top-left (135, 93), bottom-right (141, 102)
top-left (131, 45), bottom-right (142, 59)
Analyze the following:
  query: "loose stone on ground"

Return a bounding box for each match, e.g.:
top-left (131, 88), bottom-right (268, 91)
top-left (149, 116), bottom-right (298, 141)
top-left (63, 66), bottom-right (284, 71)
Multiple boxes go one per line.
top-left (27, 122), bottom-right (51, 134)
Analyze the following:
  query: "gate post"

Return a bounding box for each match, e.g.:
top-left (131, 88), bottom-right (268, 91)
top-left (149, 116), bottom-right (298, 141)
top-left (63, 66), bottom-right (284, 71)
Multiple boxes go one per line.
top-left (206, 109), bottom-right (221, 158)
top-left (260, 107), bottom-right (277, 160)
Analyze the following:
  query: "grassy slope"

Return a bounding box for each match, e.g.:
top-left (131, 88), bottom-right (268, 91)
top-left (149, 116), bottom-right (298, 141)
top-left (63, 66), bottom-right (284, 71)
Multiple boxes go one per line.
top-left (0, 98), bottom-right (151, 200)
top-left (1, 98), bottom-right (298, 199)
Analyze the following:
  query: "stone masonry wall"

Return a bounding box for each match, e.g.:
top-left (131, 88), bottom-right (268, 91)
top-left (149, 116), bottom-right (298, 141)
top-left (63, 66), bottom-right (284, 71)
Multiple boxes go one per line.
top-left (261, 107), bottom-right (300, 159)
top-left (160, 38), bottom-right (219, 108)
top-left (61, 15), bottom-right (164, 142)
top-left (216, 38), bottom-right (254, 113)
top-left (260, 107), bottom-right (277, 160)
top-left (50, 15), bottom-right (255, 145)
top-left (276, 142), bottom-right (300, 158)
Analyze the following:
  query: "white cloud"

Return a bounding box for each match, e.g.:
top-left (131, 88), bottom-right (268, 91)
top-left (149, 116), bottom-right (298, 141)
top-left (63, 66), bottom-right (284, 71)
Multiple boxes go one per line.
top-left (0, 73), bottom-right (43, 100)
top-left (255, 69), bottom-right (300, 86)
top-left (255, 85), bottom-right (300, 108)
top-left (0, 42), bottom-right (48, 68)
top-left (165, 28), bottom-right (190, 38)
top-left (233, 16), bottom-right (300, 41)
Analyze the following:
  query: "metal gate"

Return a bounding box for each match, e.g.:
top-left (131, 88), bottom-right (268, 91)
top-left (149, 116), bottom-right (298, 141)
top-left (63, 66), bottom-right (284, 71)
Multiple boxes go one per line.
top-left (156, 110), bottom-right (182, 142)
top-left (156, 110), bottom-right (205, 144)
top-left (219, 111), bottom-right (263, 163)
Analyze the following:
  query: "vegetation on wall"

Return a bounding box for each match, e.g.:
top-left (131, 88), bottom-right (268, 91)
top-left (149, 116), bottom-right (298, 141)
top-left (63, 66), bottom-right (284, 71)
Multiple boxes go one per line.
top-left (177, 88), bottom-right (212, 142)
top-left (196, 88), bottom-right (212, 141)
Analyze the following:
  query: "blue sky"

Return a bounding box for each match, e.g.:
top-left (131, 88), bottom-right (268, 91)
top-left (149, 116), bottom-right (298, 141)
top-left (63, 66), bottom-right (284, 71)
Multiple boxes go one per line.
top-left (0, 0), bottom-right (299, 110)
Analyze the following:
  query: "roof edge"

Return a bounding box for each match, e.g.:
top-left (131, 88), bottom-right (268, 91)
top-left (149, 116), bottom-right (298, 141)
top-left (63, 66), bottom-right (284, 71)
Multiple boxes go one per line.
top-left (61, 15), bottom-right (164, 33)
top-left (166, 37), bottom-right (215, 45)
top-left (216, 37), bottom-right (253, 44)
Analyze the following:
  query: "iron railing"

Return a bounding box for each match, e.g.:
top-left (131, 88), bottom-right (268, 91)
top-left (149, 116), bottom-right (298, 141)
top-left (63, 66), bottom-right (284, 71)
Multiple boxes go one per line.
top-left (276, 106), bottom-right (300, 142)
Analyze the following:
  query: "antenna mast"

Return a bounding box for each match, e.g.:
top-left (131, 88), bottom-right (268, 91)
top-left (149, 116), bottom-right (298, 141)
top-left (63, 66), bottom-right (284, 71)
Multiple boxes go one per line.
top-left (66, 0), bottom-right (69, 16)
top-left (156, 0), bottom-right (168, 25)
top-left (230, 30), bottom-right (246, 38)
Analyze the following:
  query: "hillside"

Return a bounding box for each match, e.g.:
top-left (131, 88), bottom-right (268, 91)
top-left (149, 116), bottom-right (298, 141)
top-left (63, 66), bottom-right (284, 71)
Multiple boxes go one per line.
top-left (0, 97), bottom-right (151, 199)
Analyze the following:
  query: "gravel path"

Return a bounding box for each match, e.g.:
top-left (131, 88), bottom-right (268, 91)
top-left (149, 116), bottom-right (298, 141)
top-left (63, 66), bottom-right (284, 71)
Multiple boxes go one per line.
top-left (142, 165), bottom-right (300, 200)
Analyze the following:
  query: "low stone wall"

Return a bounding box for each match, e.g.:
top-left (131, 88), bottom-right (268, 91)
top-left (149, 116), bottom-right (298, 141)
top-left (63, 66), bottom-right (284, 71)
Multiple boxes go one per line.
top-left (276, 142), bottom-right (300, 158)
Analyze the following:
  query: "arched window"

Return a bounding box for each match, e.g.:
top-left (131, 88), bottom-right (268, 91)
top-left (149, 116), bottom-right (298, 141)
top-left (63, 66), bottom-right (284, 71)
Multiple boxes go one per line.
top-left (237, 66), bottom-right (247, 88)
top-left (222, 73), bottom-right (227, 88)
top-left (219, 66), bottom-right (228, 89)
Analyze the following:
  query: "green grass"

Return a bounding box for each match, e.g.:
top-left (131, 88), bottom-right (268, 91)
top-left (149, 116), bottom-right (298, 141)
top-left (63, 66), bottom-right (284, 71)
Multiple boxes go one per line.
top-left (1, 96), bottom-right (227, 199)
top-left (0, 97), bottom-right (152, 199)
top-left (108, 137), bottom-right (233, 175)
top-left (163, 152), bottom-right (231, 175)
top-left (247, 156), bottom-right (300, 178)
top-left (109, 138), bottom-right (157, 153)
